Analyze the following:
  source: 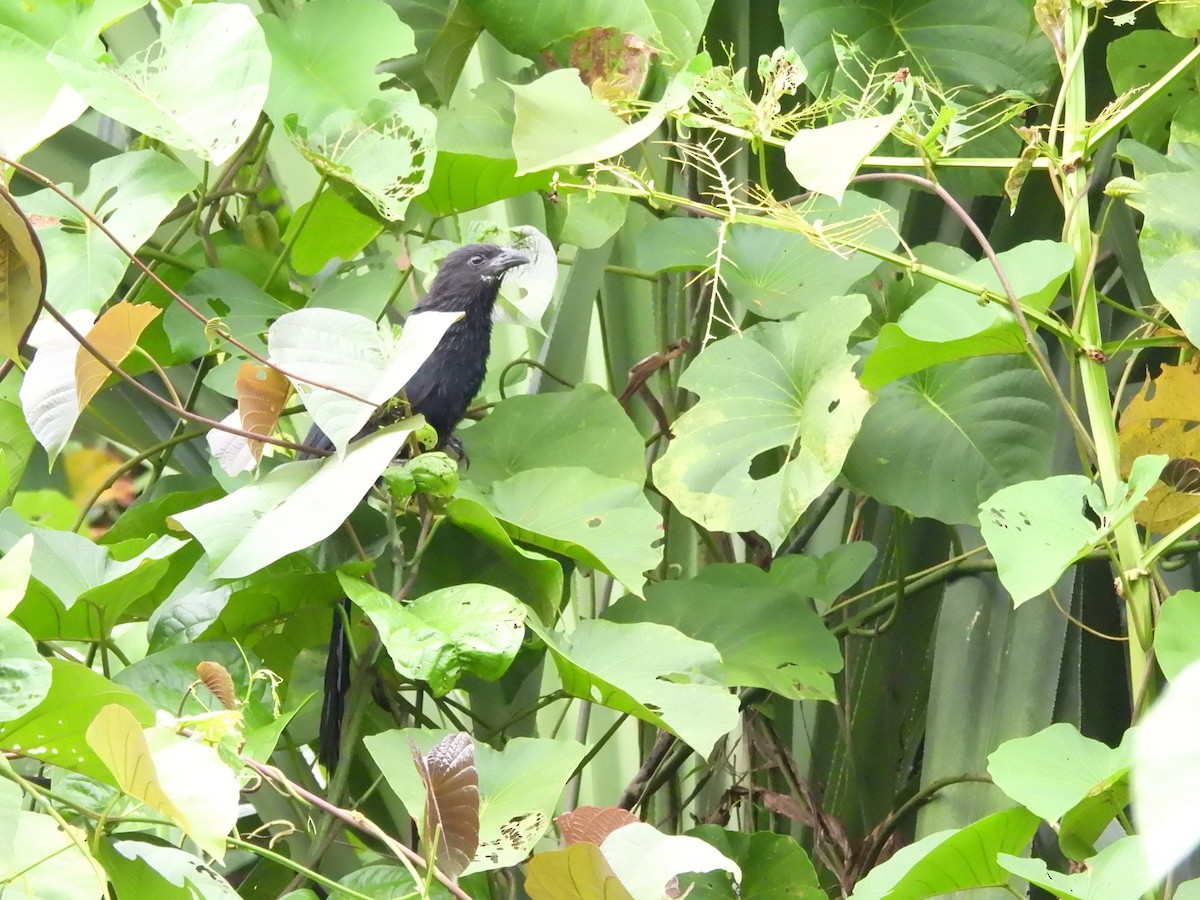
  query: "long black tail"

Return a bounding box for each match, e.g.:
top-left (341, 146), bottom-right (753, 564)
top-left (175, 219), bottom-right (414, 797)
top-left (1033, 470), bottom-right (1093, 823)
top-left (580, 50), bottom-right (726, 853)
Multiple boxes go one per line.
top-left (319, 599), bottom-right (351, 769)
top-left (299, 423), bottom-right (351, 770)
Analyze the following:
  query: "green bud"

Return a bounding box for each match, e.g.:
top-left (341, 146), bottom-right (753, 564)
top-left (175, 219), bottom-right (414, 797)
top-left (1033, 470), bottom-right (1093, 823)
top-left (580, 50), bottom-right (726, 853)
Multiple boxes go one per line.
top-left (413, 423), bottom-right (439, 451)
top-left (382, 465), bottom-right (416, 504)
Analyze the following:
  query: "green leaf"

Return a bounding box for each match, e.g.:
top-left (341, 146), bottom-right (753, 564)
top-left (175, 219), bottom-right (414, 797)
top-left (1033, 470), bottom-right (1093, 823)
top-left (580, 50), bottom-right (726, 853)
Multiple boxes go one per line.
top-left (418, 82), bottom-right (554, 217)
top-left (285, 189), bottom-right (383, 276)
top-left (460, 384), bottom-right (646, 489)
top-left (0, 400), bottom-right (34, 509)
top-left (640, 194), bottom-right (897, 320)
top-left (339, 574), bottom-right (526, 696)
top-left (605, 552), bottom-right (858, 701)
top-left (0, 619), bottom-right (50, 721)
top-left (652, 298), bottom-right (873, 548)
top-left (843, 356), bottom-right (1058, 527)
top-left (526, 616), bottom-right (739, 755)
top-left (979, 456), bottom-right (1166, 606)
top-left (601, 823), bottom-right (740, 896)
top-left (0, 533), bottom-right (32, 618)
top-left (0, 0), bottom-right (144, 160)
top-left (510, 61), bottom-right (703, 175)
top-left (682, 827), bottom-right (824, 899)
top-left (465, 467), bottom-right (661, 597)
top-left (425, 498), bottom-right (563, 625)
top-left (19, 150), bottom-right (197, 314)
top-left (1134, 661), bottom-right (1200, 878)
top-left (267, 308), bottom-right (463, 452)
top-left (781, 0), bottom-right (1054, 96)
top-left (0, 779), bottom-right (106, 900)
top-left (847, 807), bottom-right (1039, 899)
top-left (988, 722), bottom-right (1130, 837)
top-left (51, 3), bottom-right (270, 166)
top-left (0, 659), bottom-right (152, 783)
top-left (1155, 589), bottom-right (1200, 680)
top-left (1107, 31), bottom-right (1198, 150)
top-left (784, 79), bottom-right (913, 202)
top-left (366, 729), bottom-right (586, 874)
top-left (100, 840), bottom-right (240, 900)
top-left (171, 421), bottom-right (416, 580)
top-left (861, 240), bottom-right (1074, 387)
top-left (163, 268), bottom-right (292, 362)
top-left (333, 864), bottom-right (450, 900)
top-left (0, 510), bottom-right (185, 641)
top-left (260, 0), bottom-right (416, 127)
top-left (114, 642), bottom-right (265, 717)
top-left (998, 836), bottom-right (1154, 900)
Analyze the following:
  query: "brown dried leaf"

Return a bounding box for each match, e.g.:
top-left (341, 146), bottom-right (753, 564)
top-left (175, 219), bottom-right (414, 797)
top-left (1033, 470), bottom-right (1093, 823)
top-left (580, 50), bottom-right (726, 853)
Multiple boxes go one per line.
top-left (75, 302), bottom-right (161, 411)
top-left (235, 362), bottom-right (291, 463)
top-left (197, 662), bottom-right (237, 710)
top-left (411, 732), bottom-right (480, 879)
top-left (556, 806), bottom-right (639, 846)
top-left (1118, 362), bottom-right (1200, 532)
top-left (0, 185), bottom-right (45, 365)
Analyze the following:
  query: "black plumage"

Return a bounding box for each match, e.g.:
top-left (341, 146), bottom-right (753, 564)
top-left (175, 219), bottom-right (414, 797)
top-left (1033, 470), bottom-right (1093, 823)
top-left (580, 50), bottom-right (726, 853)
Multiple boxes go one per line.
top-left (303, 242), bottom-right (527, 768)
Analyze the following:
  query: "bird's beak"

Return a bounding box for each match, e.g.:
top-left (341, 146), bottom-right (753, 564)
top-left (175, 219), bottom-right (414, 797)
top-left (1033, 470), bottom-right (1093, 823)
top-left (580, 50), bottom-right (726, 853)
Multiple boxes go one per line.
top-left (489, 247), bottom-right (529, 276)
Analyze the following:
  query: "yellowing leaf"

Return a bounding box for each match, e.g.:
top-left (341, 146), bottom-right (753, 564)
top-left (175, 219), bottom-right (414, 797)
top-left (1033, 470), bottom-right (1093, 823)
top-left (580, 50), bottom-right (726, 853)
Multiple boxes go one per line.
top-left (86, 703), bottom-right (238, 860)
top-left (64, 446), bottom-right (125, 509)
top-left (235, 362), bottom-right (291, 463)
top-left (524, 842), bottom-right (635, 900)
top-left (1118, 362), bottom-right (1200, 533)
top-left (87, 703), bottom-right (189, 825)
top-left (0, 185), bottom-right (46, 365)
top-left (74, 301), bottom-right (160, 411)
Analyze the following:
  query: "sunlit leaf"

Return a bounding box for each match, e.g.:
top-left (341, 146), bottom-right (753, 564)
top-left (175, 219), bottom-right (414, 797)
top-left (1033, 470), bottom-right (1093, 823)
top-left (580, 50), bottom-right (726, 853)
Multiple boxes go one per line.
top-left (0, 533), bottom-right (33, 619)
top-left (653, 296), bottom-right (872, 548)
top-left (525, 842), bottom-right (634, 900)
top-left (50, 3), bottom-right (270, 165)
top-left (0, 659), bottom-right (152, 782)
top-left (0, 619), bottom-right (51, 721)
top-left (267, 307), bottom-right (462, 453)
top-left (172, 421), bottom-right (416, 579)
top-left (526, 616), bottom-right (738, 755)
top-left (980, 456), bottom-right (1166, 605)
top-left (19, 150), bottom-right (196, 314)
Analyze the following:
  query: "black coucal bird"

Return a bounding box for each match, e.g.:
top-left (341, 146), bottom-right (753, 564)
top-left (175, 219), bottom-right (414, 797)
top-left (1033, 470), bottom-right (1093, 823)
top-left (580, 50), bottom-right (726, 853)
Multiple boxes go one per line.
top-left (301, 242), bottom-right (528, 768)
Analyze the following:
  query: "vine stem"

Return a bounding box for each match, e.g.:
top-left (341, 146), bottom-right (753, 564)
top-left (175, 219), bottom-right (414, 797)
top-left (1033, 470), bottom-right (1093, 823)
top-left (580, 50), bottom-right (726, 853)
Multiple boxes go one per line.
top-left (1060, 8), bottom-right (1157, 714)
top-left (241, 757), bottom-right (471, 900)
top-left (851, 171), bottom-right (1096, 464)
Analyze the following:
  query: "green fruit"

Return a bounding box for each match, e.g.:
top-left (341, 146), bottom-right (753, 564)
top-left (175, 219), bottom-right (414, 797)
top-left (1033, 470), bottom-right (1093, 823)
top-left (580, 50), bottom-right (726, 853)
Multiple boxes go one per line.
top-left (407, 452), bottom-right (459, 498)
top-left (413, 423), bottom-right (439, 450)
top-left (382, 466), bottom-right (416, 504)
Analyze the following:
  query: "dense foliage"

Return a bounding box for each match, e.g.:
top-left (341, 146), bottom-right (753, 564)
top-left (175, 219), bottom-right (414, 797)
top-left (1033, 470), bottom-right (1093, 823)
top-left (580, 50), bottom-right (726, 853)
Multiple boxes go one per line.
top-left (3, 0), bottom-right (1200, 897)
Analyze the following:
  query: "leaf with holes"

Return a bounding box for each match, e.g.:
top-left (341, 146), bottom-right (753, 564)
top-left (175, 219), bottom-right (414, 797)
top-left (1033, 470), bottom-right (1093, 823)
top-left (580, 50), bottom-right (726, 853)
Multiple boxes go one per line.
top-left (980, 455), bottom-right (1166, 605)
top-left (367, 729), bottom-right (586, 873)
top-left (0, 659), bottom-right (152, 782)
top-left (50, 3), bottom-right (270, 165)
top-left (341, 575), bottom-right (525, 695)
top-left (411, 732), bottom-right (480, 878)
top-left (653, 297), bottom-right (872, 548)
top-left (1118, 362), bottom-right (1200, 533)
top-left (286, 96), bottom-right (436, 222)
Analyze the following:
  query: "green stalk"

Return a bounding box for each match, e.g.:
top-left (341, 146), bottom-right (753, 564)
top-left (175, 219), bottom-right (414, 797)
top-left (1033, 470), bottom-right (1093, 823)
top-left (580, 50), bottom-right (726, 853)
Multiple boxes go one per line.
top-left (1060, 6), bottom-right (1155, 710)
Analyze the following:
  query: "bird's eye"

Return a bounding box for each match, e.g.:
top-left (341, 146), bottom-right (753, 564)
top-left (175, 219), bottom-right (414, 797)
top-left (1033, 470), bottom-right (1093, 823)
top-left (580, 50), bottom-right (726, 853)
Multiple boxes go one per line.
top-left (469, 254), bottom-right (484, 266)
